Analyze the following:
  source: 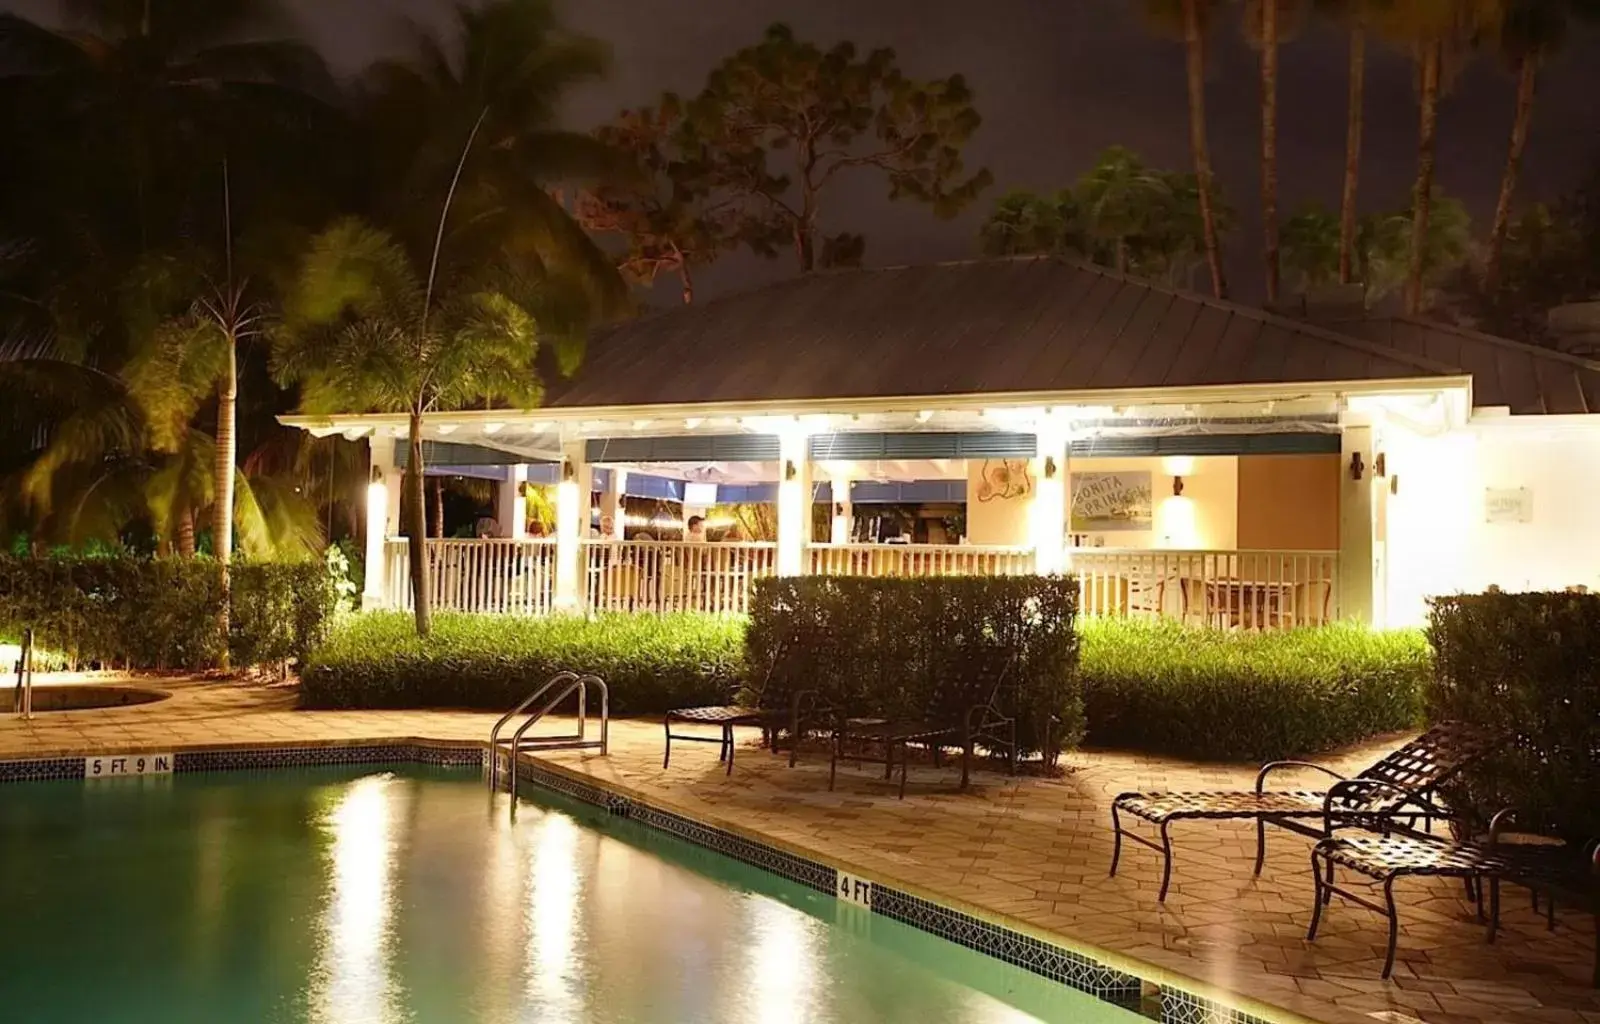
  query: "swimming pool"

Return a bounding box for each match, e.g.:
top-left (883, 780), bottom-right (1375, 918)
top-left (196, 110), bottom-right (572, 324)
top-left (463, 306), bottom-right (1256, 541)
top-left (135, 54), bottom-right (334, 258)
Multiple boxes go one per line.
top-left (0, 764), bottom-right (1144, 1023)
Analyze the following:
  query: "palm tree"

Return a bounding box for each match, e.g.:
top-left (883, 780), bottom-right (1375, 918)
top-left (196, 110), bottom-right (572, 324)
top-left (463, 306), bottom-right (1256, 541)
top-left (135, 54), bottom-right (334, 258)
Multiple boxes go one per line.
top-left (1145, 0), bottom-right (1229, 299)
top-left (1316, 0), bottom-right (1382, 286)
top-left (360, 0), bottom-right (625, 314)
top-left (1483, 1), bottom-right (1597, 290)
top-left (0, 0), bottom-right (331, 256)
top-left (1279, 203), bottom-right (1343, 293)
top-left (1242, 2), bottom-right (1307, 302)
top-left (1373, 0), bottom-right (1500, 314)
top-left (1076, 147), bottom-right (1174, 273)
top-left (273, 219), bottom-right (546, 636)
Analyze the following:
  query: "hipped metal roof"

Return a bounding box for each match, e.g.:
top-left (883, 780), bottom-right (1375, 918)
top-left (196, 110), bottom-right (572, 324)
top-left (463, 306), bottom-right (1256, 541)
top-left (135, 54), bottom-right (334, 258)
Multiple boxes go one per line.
top-left (546, 257), bottom-right (1472, 410)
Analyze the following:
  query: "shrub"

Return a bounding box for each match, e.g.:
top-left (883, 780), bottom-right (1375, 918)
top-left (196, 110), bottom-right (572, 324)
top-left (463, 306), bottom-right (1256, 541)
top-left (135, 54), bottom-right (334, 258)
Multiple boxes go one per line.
top-left (1080, 619), bottom-right (1428, 761)
top-left (1428, 592), bottom-right (1600, 844)
top-left (746, 576), bottom-right (1082, 763)
top-left (0, 554), bottom-right (340, 672)
top-left (299, 612), bottom-right (745, 715)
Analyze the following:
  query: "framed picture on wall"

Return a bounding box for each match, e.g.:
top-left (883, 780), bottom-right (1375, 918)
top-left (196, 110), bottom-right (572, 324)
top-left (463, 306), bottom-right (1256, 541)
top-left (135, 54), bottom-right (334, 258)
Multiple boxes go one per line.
top-left (1070, 471), bottom-right (1153, 532)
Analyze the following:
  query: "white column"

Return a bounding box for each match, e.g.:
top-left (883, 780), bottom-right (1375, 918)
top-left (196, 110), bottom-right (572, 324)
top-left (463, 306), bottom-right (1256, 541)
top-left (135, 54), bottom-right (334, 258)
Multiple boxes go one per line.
top-left (830, 477), bottom-right (853, 544)
top-left (776, 431), bottom-right (811, 576)
top-left (1031, 423), bottom-right (1071, 574)
top-left (363, 438), bottom-right (400, 610)
top-left (554, 441), bottom-right (592, 611)
top-left (1338, 416), bottom-right (1379, 625)
top-left (498, 464), bottom-right (528, 539)
top-left (600, 469), bottom-right (627, 539)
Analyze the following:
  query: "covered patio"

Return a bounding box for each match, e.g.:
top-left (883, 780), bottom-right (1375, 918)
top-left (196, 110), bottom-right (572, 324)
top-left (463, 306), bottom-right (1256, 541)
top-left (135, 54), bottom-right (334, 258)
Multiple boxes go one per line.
top-left (284, 257), bottom-right (1600, 629)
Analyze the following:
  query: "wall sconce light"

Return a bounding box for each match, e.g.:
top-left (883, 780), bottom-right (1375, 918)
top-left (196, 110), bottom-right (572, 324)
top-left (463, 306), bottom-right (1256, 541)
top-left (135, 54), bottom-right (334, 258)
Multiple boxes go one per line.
top-left (1172, 475), bottom-right (1185, 497)
top-left (784, 459), bottom-right (798, 481)
top-left (833, 503), bottom-right (844, 517)
top-left (1348, 452), bottom-right (1365, 481)
top-left (370, 466), bottom-right (383, 484)
top-left (1044, 455), bottom-right (1058, 480)
top-left (1374, 452), bottom-right (1387, 478)
top-left (561, 459), bottom-right (575, 483)
top-left (1390, 475), bottom-right (1400, 495)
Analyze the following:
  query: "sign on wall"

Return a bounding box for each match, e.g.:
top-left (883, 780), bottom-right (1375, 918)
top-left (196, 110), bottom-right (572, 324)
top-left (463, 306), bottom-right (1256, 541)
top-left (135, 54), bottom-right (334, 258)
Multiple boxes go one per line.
top-left (1071, 472), bottom-right (1153, 532)
top-left (1484, 487), bottom-right (1533, 524)
top-left (975, 459), bottom-right (1033, 502)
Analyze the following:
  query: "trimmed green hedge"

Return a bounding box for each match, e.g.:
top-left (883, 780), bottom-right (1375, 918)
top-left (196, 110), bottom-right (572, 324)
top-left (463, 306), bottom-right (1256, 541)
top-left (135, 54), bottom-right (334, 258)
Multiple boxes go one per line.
top-left (746, 576), bottom-right (1083, 763)
top-left (299, 612), bottom-right (745, 715)
top-left (1429, 592), bottom-right (1599, 844)
top-left (0, 555), bottom-right (340, 671)
top-left (1080, 619), bottom-right (1429, 761)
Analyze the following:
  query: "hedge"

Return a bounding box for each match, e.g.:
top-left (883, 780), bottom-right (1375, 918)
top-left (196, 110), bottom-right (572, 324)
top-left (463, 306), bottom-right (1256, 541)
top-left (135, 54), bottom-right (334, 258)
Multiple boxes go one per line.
top-left (0, 554), bottom-right (341, 671)
top-left (746, 575), bottom-right (1083, 763)
top-left (1428, 592), bottom-right (1599, 845)
top-left (1080, 619), bottom-right (1429, 761)
top-left (299, 612), bottom-right (745, 715)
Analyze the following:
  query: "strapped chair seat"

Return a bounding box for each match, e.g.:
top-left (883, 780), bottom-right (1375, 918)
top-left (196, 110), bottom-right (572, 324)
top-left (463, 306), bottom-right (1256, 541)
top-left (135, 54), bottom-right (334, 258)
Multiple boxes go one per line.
top-left (1111, 722), bottom-right (1484, 900)
top-left (1309, 813), bottom-right (1599, 986)
top-left (663, 691), bottom-right (825, 776)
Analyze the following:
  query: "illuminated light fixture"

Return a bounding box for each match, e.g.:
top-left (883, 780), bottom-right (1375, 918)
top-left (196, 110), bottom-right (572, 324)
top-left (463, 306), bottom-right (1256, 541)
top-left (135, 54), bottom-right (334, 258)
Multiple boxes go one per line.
top-left (784, 459), bottom-right (798, 482)
top-left (370, 466), bottom-right (383, 484)
top-left (1172, 475), bottom-right (1185, 497)
top-left (482, 422), bottom-right (505, 435)
top-left (561, 459), bottom-right (575, 483)
top-left (1044, 456), bottom-right (1058, 480)
top-left (684, 417), bottom-right (703, 430)
top-left (632, 419), bottom-right (652, 430)
top-left (1374, 452), bottom-right (1387, 478)
top-left (341, 426), bottom-right (370, 441)
top-left (915, 410), bottom-right (933, 424)
top-left (1349, 452), bottom-right (1365, 481)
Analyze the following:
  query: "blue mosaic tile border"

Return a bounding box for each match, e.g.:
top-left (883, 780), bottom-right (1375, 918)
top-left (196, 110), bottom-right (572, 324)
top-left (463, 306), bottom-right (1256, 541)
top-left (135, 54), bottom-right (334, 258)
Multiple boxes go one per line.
top-left (872, 884), bottom-right (1144, 1004)
top-left (629, 803), bottom-right (837, 894)
top-left (0, 756), bottom-right (85, 783)
top-left (1159, 990), bottom-right (1273, 1024)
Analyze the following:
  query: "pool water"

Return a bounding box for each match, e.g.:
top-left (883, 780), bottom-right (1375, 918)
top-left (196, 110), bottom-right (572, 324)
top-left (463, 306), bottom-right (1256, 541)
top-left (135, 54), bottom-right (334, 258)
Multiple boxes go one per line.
top-left (0, 766), bottom-right (1139, 1023)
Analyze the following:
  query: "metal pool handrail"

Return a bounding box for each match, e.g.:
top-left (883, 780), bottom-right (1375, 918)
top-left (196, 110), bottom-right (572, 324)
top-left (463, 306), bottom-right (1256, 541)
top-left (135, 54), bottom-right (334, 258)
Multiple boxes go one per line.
top-left (505, 675), bottom-right (610, 810)
top-left (487, 670), bottom-right (579, 789)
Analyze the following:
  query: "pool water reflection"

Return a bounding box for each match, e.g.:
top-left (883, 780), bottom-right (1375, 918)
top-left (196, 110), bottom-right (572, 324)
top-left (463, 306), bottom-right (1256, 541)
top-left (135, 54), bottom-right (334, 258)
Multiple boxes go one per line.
top-left (0, 766), bottom-right (1139, 1023)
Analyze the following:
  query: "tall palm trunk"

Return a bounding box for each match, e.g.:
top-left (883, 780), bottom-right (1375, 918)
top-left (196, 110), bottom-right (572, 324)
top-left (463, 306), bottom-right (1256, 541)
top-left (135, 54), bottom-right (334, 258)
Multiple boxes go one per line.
top-left (177, 505), bottom-right (196, 558)
top-left (1404, 42), bottom-right (1442, 316)
top-left (1182, 0), bottom-right (1228, 299)
top-left (678, 256), bottom-right (695, 305)
top-left (1338, 26), bottom-right (1366, 285)
top-left (407, 412), bottom-right (432, 637)
top-left (213, 334), bottom-right (236, 670)
top-left (1259, 0), bottom-right (1280, 302)
top-left (1485, 55), bottom-right (1538, 292)
top-left (431, 478), bottom-right (445, 537)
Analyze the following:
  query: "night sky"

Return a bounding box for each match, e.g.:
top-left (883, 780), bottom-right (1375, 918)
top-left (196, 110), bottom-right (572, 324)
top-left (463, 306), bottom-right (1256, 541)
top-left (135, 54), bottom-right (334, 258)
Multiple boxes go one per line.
top-left (8, 0), bottom-right (1600, 302)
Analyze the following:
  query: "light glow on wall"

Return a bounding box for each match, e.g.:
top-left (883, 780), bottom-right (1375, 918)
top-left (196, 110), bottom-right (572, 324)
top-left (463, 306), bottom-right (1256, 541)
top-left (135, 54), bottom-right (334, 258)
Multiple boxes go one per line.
top-left (363, 481), bottom-right (388, 599)
top-left (1157, 495), bottom-right (1200, 548)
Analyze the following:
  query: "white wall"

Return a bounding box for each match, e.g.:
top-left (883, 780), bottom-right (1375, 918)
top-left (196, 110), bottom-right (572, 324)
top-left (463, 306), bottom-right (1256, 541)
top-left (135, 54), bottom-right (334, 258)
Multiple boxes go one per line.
top-left (1382, 414), bottom-right (1600, 626)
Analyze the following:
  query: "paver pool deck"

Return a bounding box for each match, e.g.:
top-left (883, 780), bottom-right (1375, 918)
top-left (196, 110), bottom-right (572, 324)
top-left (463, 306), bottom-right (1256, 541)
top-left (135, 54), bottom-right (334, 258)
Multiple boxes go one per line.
top-left (2, 676), bottom-right (1594, 1024)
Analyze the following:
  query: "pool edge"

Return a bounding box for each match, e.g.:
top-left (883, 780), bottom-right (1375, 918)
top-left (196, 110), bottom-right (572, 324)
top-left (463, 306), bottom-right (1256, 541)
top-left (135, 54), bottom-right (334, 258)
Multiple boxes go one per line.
top-left (0, 740), bottom-right (1323, 1024)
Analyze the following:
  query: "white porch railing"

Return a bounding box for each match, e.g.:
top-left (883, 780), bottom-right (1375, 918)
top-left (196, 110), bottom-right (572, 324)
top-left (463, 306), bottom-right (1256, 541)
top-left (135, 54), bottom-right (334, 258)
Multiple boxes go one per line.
top-left (378, 539), bottom-right (1337, 629)
top-left (807, 543), bottom-right (1037, 577)
top-left (1070, 549), bottom-right (1340, 629)
top-left (384, 538), bottom-right (557, 615)
top-left (583, 540), bottom-right (778, 616)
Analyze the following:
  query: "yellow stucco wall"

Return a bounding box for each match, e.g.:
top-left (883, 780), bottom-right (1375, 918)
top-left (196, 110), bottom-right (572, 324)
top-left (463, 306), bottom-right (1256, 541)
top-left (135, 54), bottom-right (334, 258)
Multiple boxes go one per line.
top-left (1236, 455), bottom-right (1341, 551)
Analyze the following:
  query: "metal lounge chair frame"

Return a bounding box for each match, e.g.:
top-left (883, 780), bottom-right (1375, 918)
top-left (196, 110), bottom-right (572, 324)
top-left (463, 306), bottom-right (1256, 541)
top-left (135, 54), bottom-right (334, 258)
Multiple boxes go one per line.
top-left (663, 688), bottom-right (826, 776)
top-left (1308, 804), bottom-right (1599, 984)
top-left (1109, 722), bottom-right (1483, 900)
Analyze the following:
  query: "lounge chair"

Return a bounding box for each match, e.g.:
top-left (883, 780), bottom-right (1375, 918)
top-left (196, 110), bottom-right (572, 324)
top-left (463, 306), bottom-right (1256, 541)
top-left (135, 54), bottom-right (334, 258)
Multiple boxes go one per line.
top-left (1308, 808), bottom-right (1599, 984)
top-left (662, 688), bottom-right (824, 776)
top-left (828, 701), bottom-right (1018, 799)
top-left (1109, 722), bottom-right (1484, 900)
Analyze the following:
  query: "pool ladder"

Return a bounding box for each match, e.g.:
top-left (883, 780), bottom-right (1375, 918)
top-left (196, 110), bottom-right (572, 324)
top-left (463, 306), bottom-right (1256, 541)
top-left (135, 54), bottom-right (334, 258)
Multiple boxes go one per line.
top-left (486, 671), bottom-right (609, 793)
